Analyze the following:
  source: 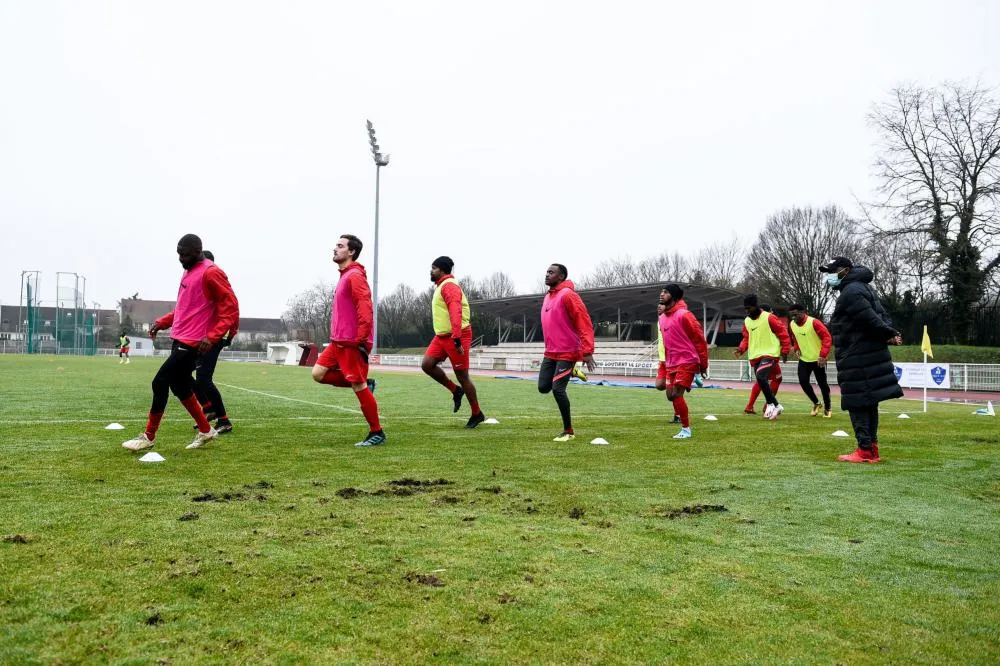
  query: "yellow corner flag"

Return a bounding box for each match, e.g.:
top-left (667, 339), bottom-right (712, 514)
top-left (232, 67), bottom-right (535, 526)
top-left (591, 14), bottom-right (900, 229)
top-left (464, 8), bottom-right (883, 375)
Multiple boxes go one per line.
top-left (921, 326), bottom-right (933, 359)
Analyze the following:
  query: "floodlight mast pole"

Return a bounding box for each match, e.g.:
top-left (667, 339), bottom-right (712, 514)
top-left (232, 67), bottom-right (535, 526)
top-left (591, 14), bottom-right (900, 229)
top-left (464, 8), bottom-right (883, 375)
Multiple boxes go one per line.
top-left (366, 120), bottom-right (389, 357)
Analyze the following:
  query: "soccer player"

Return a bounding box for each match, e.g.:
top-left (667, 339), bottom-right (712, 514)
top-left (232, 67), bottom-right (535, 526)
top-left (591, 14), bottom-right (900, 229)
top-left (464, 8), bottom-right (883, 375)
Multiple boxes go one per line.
top-left (538, 263), bottom-right (595, 442)
top-left (310, 234), bottom-right (385, 447)
top-left (654, 303), bottom-right (677, 423)
top-left (820, 256), bottom-right (903, 463)
top-left (658, 284), bottom-right (709, 439)
top-left (186, 250), bottom-right (239, 434)
top-left (122, 234), bottom-right (239, 452)
top-left (420, 256), bottom-right (486, 428)
top-left (788, 303), bottom-right (833, 417)
top-left (733, 294), bottom-right (791, 420)
top-left (118, 331), bottom-right (131, 364)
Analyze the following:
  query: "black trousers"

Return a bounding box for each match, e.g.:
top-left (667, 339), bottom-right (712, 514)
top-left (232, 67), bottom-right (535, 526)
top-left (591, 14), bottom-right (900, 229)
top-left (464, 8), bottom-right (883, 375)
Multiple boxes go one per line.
top-left (193, 340), bottom-right (228, 419)
top-left (797, 360), bottom-right (831, 409)
top-left (150, 341), bottom-right (199, 413)
top-left (538, 358), bottom-right (575, 431)
top-left (848, 405), bottom-right (880, 449)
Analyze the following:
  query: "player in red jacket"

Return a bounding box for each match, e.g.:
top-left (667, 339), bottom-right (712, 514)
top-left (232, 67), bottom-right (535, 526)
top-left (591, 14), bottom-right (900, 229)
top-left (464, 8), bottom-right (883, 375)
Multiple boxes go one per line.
top-left (733, 294), bottom-right (791, 420)
top-left (539, 263), bottom-right (595, 442)
top-left (121, 234), bottom-right (239, 452)
top-left (788, 303), bottom-right (834, 417)
top-left (310, 234), bottom-right (384, 447)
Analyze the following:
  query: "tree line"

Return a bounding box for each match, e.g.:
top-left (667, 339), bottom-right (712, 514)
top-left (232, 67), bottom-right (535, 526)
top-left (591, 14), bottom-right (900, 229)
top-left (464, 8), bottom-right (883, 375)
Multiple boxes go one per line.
top-left (284, 82), bottom-right (1000, 347)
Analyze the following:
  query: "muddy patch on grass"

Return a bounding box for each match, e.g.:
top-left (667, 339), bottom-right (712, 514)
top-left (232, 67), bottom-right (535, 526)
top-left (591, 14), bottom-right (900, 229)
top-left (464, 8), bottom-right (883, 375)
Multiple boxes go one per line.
top-left (477, 486), bottom-right (503, 494)
top-left (568, 507), bottom-right (585, 519)
top-left (191, 491), bottom-right (264, 503)
top-left (390, 478), bottom-right (453, 487)
top-left (178, 512), bottom-right (200, 521)
top-left (2, 534), bottom-right (33, 544)
top-left (653, 504), bottom-right (728, 519)
top-left (404, 571), bottom-right (445, 587)
top-left (244, 480), bottom-right (274, 490)
top-left (145, 612), bottom-right (165, 626)
top-left (335, 487), bottom-right (368, 499)
top-left (337, 479), bottom-right (456, 499)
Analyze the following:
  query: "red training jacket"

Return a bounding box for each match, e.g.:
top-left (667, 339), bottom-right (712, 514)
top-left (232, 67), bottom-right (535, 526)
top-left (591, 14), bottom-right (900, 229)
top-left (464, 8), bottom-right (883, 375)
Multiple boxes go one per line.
top-left (154, 264), bottom-right (240, 346)
top-left (544, 280), bottom-right (595, 362)
top-left (662, 298), bottom-right (710, 371)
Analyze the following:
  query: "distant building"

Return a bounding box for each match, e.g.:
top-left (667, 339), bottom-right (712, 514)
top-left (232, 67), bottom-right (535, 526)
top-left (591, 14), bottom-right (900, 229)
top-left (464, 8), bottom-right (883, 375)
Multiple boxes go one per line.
top-left (118, 298), bottom-right (287, 344)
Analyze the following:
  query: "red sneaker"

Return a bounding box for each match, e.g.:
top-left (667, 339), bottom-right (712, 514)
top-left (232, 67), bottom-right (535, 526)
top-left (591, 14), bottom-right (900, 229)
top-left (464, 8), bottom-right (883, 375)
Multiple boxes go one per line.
top-left (837, 447), bottom-right (881, 463)
top-left (743, 408), bottom-right (756, 415)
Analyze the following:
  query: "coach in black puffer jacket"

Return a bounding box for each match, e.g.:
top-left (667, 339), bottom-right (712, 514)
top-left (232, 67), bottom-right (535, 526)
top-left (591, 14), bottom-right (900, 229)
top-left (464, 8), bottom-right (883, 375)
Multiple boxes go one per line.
top-left (821, 256), bottom-right (903, 463)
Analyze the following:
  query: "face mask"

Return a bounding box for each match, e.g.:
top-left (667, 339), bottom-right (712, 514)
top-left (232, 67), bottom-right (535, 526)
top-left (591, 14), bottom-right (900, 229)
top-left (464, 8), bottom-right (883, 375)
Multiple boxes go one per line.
top-left (825, 273), bottom-right (842, 287)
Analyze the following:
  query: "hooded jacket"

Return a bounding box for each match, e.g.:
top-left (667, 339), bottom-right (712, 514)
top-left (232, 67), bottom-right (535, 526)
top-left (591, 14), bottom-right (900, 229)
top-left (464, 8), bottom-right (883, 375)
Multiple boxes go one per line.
top-left (829, 266), bottom-right (904, 409)
top-left (330, 262), bottom-right (374, 346)
top-left (541, 280), bottom-right (595, 362)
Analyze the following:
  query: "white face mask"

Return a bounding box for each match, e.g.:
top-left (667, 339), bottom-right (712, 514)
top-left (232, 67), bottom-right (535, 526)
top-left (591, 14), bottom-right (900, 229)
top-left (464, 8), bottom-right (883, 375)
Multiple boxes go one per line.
top-left (825, 273), bottom-right (842, 287)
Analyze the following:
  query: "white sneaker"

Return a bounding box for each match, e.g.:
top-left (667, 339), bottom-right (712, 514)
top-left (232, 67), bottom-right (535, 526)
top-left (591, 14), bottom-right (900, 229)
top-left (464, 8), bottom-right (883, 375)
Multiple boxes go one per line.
top-left (186, 427), bottom-right (218, 449)
top-left (763, 404), bottom-right (774, 420)
top-left (119, 359), bottom-right (124, 364)
top-left (767, 404), bottom-right (784, 421)
top-left (125, 358), bottom-right (130, 364)
top-left (122, 433), bottom-right (155, 451)
top-left (672, 427), bottom-right (692, 439)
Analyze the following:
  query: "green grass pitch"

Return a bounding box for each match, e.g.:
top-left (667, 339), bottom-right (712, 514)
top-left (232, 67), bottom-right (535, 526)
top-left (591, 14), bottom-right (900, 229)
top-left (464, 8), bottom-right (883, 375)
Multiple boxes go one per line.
top-left (1, 355), bottom-right (998, 663)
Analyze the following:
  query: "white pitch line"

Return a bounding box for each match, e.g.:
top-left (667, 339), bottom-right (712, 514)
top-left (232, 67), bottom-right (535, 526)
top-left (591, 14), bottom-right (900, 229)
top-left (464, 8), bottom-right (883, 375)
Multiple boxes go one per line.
top-left (217, 383), bottom-right (361, 414)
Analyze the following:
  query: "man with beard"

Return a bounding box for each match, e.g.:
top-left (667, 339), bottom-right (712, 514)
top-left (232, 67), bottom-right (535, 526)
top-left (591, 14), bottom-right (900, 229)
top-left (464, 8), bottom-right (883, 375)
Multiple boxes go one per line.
top-left (539, 263), bottom-right (595, 442)
top-left (420, 256), bottom-right (486, 429)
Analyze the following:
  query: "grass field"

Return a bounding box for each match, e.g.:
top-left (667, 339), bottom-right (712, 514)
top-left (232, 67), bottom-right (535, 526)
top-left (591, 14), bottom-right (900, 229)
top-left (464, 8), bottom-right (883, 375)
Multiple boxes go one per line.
top-left (1, 355), bottom-right (998, 664)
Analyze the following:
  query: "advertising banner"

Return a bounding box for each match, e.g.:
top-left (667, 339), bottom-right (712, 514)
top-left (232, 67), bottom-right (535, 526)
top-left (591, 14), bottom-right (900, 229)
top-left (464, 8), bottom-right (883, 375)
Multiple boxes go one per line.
top-left (893, 362), bottom-right (950, 389)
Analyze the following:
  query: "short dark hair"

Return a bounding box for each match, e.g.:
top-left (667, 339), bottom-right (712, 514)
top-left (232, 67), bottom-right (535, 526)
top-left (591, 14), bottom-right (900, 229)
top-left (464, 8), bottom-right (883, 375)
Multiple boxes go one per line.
top-left (178, 234), bottom-right (202, 250)
top-left (789, 303), bottom-right (805, 311)
top-left (662, 283), bottom-right (684, 300)
top-left (341, 234), bottom-right (363, 260)
top-left (203, 250), bottom-right (215, 261)
top-left (552, 263), bottom-right (568, 279)
top-left (743, 294), bottom-right (759, 307)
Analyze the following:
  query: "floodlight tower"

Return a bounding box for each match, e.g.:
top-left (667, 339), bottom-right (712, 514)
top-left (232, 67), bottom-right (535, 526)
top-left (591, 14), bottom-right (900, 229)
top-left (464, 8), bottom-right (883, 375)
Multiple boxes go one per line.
top-left (366, 119), bottom-right (390, 356)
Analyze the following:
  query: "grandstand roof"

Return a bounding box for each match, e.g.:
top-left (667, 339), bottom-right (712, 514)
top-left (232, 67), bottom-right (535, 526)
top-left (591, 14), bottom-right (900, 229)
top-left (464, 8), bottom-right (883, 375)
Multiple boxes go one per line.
top-left (470, 282), bottom-right (746, 323)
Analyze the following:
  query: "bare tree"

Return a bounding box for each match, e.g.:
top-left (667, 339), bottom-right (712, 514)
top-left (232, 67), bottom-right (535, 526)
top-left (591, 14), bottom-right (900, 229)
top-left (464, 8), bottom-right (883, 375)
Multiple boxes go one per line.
top-left (690, 236), bottom-right (746, 289)
top-left (377, 283), bottom-right (418, 348)
top-left (868, 83), bottom-right (1000, 341)
top-left (746, 205), bottom-right (864, 316)
top-left (282, 281), bottom-right (334, 342)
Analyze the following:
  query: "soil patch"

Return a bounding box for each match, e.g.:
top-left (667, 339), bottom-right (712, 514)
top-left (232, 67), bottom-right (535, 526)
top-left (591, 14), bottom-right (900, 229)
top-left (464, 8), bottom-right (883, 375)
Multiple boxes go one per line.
top-left (568, 507), bottom-right (585, 519)
top-left (244, 480), bottom-right (274, 490)
top-left (655, 504), bottom-right (728, 519)
top-left (404, 571), bottom-right (445, 587)
top-left (336, 487), bottom-right (368, 499)
top-left (390, 478), bottom-right (453, 487)
top-left (2, 534), bottom-right (32, 544)
top-left (192, 491), bottom-right (266, 503)
top-left (178, 512), bottom-right (200, 521)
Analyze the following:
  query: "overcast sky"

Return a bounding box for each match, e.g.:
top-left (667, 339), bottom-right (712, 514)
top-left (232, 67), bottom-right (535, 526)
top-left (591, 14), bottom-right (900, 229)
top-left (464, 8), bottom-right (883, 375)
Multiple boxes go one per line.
top-left (1, 0), bottom-right (998, 317)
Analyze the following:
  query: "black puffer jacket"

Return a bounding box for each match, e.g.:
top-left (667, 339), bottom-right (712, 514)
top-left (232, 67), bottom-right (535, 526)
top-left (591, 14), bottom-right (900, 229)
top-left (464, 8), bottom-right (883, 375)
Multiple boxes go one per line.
top-left (829, 266), bottom-right (904, 410)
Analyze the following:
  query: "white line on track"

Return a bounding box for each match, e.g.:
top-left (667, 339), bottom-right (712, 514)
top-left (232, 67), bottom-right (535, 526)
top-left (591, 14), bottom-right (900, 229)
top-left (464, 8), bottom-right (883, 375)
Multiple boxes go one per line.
top-left (217, 383), bottom-right (361, 414)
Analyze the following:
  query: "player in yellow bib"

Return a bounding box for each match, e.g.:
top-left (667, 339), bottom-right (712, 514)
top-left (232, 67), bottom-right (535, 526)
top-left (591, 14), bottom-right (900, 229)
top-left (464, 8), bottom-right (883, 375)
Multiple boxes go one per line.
top-left (420, 256), bottom-right (486, 428)
top-left (788, 303), bottom-right (833, 417)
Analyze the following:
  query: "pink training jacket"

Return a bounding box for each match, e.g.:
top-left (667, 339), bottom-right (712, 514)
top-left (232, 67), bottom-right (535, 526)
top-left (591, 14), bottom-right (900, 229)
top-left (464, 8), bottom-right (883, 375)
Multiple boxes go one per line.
top-left (171, 259), bottom-right (217, 344)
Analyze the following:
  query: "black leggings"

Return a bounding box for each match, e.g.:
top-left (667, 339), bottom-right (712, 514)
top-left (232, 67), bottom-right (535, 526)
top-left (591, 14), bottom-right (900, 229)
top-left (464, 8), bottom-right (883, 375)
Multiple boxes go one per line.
top-left (150, 341), bottom-right (199, 413)
top-left (538, 358), bottom-right (575, 431)
top-left (797, 361), bottom-right (831, 409)
top-left (848, 405), bottom-right (880, 449)
top-left (193, 340), bottom-right (227, 418)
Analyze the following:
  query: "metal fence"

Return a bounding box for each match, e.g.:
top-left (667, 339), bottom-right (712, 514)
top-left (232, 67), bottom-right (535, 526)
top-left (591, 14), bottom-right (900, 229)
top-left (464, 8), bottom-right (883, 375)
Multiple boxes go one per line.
top-left (3, 347), bottom-right (998, 392)
top-left (377, 355), bottom-right (1000, 392)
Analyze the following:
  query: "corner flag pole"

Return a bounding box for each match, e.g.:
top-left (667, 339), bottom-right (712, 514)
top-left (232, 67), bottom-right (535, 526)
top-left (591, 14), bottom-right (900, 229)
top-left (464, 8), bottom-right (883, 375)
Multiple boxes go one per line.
top-left (921, 326), bottom-right (933, 413)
